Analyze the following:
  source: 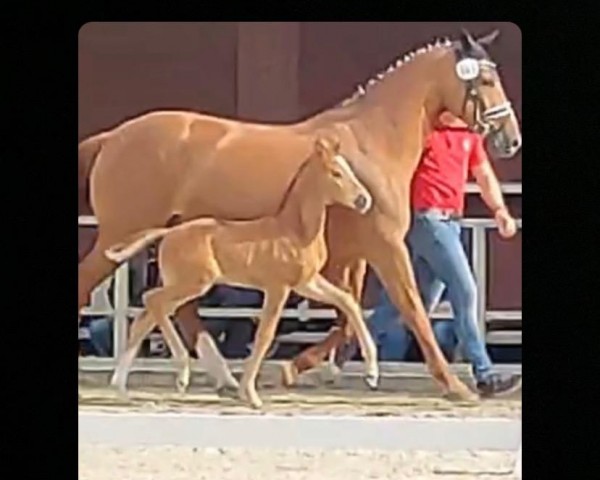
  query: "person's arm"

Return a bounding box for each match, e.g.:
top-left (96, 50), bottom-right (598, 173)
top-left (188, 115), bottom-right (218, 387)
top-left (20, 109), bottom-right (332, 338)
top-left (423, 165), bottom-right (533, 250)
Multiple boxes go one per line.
top-left (469, 137), bottom-right (517, 239)
top-left (472, 160), bottom-right (508, 214)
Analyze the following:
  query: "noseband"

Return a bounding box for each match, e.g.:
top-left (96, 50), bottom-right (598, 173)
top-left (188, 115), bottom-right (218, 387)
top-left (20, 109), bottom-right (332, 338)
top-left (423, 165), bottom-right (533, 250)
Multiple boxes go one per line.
top-left (456, 58), bottom-right (514, 136)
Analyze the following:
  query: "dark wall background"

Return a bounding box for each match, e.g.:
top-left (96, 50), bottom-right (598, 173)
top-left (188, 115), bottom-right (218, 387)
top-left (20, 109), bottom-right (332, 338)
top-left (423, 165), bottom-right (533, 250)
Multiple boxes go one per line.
top-left (79, 21), bottom-right (522, 310)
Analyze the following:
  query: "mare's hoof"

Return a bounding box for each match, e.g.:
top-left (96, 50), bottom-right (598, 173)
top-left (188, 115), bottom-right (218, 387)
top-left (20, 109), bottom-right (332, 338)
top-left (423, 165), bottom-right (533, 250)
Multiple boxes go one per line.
top-left (112, 386), bottom-right (130, 402)
top-left (280, 362), bottom-right (299, 388)
top-left (319, 362), bottom-right (342, 386)
top-left (444, 385), bottom-right (480, 403)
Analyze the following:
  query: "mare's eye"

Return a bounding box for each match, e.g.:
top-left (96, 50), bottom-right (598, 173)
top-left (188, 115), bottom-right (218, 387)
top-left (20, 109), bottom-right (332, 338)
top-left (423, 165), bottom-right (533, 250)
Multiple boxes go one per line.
top-left (331, 171), bottom-right (343, 179)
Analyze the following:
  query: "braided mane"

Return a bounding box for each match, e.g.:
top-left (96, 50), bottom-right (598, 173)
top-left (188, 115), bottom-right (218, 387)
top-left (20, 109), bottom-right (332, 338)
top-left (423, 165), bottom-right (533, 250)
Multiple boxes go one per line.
top-left (338, 37), bottom-right (453, 107)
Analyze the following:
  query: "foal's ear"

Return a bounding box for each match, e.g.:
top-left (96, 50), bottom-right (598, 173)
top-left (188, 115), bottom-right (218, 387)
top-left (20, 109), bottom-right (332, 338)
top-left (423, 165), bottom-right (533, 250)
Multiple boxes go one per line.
top-left (476, 29), bottom-right (500, 47)
top-left (314, 135), bottom-right (340, 159)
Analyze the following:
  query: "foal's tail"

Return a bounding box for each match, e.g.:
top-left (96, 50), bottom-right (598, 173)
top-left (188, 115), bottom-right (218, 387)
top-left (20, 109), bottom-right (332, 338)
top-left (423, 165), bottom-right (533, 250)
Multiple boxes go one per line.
top-left (104, 218), bottom-right (220, 264)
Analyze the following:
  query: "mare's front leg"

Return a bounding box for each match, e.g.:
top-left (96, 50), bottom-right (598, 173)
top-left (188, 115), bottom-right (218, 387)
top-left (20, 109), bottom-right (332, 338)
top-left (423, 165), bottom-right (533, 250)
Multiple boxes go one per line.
top-left (282, 258), bottom-right (364, 386)
top-left (294, 275), bottom-right (379, 390)
top-left (332, 259), bottom-right (367, 366)
top-left (175, 299), bottom-right (239, 394)
top-left (365, 223), bottom-right (477, 401)
top-left (239, 287), bottom-right (288, 409)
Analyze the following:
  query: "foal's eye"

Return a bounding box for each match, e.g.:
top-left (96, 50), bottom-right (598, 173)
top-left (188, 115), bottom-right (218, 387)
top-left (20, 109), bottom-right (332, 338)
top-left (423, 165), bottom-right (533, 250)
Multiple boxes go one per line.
top-left (331, 170), bottom-right (343, 179)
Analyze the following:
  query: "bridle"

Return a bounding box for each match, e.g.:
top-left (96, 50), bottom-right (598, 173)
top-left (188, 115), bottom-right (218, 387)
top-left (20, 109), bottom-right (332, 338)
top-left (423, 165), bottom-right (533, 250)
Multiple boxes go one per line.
top-left (455, 56), bottom-right (515, 136)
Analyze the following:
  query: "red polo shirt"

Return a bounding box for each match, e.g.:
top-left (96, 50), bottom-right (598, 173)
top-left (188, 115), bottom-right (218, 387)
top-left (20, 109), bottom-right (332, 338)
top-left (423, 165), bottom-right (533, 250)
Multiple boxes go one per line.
top-left (411, 126), bottom-right (487, 214)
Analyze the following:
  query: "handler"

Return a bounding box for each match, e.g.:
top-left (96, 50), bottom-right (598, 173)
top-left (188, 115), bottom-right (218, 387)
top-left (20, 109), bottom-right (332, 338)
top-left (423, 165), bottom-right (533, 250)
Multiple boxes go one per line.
top-left (368, 112), bottom-right (522, 397)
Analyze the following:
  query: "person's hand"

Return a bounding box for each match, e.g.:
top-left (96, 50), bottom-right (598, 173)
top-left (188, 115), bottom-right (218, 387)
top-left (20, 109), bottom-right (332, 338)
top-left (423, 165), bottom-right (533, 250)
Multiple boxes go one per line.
top-left (494, 207), bottom-right (517, 238)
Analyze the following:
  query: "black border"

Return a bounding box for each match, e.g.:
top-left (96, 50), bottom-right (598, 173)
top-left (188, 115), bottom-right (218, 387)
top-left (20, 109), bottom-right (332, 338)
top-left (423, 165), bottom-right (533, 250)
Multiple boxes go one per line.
top-left (9, 7), bottom-right (593, 479)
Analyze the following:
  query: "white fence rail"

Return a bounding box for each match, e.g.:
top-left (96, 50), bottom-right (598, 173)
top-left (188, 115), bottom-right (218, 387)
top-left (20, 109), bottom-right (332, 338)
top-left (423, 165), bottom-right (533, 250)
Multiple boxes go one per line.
top-left (79, 184), bottom-right (522, 363)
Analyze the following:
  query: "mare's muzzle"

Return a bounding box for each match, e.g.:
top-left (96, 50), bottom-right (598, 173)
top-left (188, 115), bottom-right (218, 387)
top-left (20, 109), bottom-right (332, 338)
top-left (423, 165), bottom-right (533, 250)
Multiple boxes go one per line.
top-left (488, 124), bottom-right (522, 159)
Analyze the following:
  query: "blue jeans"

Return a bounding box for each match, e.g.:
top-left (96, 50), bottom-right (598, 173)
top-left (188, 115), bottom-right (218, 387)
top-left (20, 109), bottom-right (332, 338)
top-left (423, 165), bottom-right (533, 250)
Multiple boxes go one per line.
top-left (374, 317), bottom-right (457, 362)
top-left (88, 317), bottom-right (113, 357)
top-left (369, 211), bottom-right (493, 382)
top-left (205, 286), bottom-right (262, 359)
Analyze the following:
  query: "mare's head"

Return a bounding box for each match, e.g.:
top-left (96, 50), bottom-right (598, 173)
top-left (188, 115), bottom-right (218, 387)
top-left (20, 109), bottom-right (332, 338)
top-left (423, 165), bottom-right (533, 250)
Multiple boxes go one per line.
top-left (309, 135), bottom-right (372, 214)
top-left (437, 30), bottom-right (522, 158)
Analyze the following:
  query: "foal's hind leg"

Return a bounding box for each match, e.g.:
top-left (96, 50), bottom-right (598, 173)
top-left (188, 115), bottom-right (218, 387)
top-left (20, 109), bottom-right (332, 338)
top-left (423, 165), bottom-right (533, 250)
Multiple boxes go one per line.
top-left (110, 308), bottom-right (156, 394)
top-left (144, 285), bottom-right (213, 393)
top-left (294, 274), bottom-right (379, 390)
top-left (239, 287), bottom-right (288, 409)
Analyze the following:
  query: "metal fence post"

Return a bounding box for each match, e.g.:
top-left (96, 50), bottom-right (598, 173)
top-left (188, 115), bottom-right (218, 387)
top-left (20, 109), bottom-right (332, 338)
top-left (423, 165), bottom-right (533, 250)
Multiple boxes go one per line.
top-left (471, 225), bottom-right (488, 339)
top-left (113, 262), bottom-right (130, 358)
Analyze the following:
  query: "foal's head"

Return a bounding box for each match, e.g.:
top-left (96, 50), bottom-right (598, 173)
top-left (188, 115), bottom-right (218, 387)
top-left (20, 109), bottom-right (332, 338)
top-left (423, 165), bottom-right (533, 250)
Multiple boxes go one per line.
top-left (309, 135), bottom-right (372, 214)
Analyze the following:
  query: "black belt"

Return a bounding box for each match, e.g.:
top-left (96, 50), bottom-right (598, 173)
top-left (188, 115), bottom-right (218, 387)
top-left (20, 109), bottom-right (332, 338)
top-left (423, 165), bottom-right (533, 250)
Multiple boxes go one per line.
top-left (414, 208), bottom-right (462, 220)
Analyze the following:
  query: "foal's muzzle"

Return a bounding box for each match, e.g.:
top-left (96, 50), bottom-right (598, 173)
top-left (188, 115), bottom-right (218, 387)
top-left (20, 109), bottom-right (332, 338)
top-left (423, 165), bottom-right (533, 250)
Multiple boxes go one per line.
top-left (353, 193), bottom-right (372, 214)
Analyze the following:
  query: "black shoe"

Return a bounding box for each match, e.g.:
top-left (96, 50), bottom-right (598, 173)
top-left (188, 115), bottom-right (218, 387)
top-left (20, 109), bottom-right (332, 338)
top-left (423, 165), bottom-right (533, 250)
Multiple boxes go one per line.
top-left (476, 373), bottom-right (522, 398)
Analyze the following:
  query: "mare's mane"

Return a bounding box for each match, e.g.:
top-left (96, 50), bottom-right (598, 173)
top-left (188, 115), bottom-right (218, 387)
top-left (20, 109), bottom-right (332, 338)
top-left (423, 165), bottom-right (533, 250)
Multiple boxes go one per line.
top-left (337, 37), bottom-right (453, 108)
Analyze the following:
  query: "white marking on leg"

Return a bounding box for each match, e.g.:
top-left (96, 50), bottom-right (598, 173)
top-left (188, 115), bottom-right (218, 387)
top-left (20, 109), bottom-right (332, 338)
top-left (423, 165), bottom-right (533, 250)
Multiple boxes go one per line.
top-left (110, 346), bottom-right (137, 392)
top-left (196, 331), bottom-right (239, 389)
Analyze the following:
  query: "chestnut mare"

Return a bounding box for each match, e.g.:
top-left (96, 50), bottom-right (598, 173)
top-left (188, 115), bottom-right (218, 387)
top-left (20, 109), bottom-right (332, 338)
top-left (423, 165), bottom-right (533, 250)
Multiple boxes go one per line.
top-left (105, 136), bottom-right (377, 408)
top-left (78, 31), bottom-right (521, 401)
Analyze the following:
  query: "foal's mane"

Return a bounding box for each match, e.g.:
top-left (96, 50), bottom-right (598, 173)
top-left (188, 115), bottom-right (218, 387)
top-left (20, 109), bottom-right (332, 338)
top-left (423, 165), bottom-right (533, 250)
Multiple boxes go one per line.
top-left (274, 155), bottom-right (315, 215)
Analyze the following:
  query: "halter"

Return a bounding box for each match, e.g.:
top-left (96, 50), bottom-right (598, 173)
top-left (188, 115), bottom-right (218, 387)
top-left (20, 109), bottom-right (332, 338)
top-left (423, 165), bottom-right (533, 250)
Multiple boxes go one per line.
top-left (455, 57), bottom-right (514, 136)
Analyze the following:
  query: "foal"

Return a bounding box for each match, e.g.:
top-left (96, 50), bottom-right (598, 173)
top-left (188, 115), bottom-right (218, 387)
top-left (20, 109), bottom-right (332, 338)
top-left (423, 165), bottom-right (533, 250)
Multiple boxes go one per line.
top-left (105, 135), bottom-right (378, 408)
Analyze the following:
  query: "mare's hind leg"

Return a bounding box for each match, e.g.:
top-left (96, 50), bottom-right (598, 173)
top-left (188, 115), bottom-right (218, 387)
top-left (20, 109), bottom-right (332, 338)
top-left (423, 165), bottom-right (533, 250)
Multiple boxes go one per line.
top-left (239, 286), bottom-right (289, 409)
top-left (173, 300), bottom-right (203, 351)
top-left (175, 300), bottom-right (239, 394)
top-left (283, 258), bottom-right (366, 386)
top-left (294, 274), bottom-right (379, 390)
top-left (78, 235), bottom-right (119, 317)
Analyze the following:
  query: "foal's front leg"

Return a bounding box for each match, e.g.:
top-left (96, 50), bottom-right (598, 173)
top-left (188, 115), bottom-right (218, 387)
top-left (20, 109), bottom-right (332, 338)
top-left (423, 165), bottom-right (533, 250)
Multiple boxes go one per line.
top-left (294, 275), bottom-right (379, 389)
top-left (239, 286), bottom-right (289, 409)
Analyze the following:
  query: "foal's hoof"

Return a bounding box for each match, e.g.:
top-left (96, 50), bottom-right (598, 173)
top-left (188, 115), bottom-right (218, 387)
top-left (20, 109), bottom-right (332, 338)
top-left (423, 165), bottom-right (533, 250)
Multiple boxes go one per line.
top-left (216, 384), bottom-right (239, 399)
top-left (175, 359), bottom-right (191, 394)
top-left (364, 373), bottom-right (380, 391)
top-left (176, 379), bottom-right (189, 395)
top-left (109, 377), bottom-right (129, 399)
top-left (238, 387), bottom-right (263, 409)
top-left (110, 384), bottom-right (130, 401)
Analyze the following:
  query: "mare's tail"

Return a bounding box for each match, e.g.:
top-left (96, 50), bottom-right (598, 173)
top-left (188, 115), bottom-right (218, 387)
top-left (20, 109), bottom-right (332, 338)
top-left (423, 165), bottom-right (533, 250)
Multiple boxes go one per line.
top-left (104, 218), bottom-right (220, 264)
top-left (78, 132), bottom-right (111, 216)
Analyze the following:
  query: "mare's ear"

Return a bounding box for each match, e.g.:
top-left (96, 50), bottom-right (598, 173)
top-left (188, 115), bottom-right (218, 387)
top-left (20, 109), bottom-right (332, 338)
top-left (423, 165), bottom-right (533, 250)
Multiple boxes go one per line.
top-left (459, 29), bottom-right (476, 53)
top-left (477, 29), bottom-right (500, 47)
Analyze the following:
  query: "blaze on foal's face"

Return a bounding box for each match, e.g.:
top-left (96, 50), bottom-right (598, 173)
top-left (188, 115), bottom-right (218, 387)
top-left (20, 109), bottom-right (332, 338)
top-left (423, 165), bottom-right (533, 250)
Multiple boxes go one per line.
top-left (312, 136), bottom-right (373, 214)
